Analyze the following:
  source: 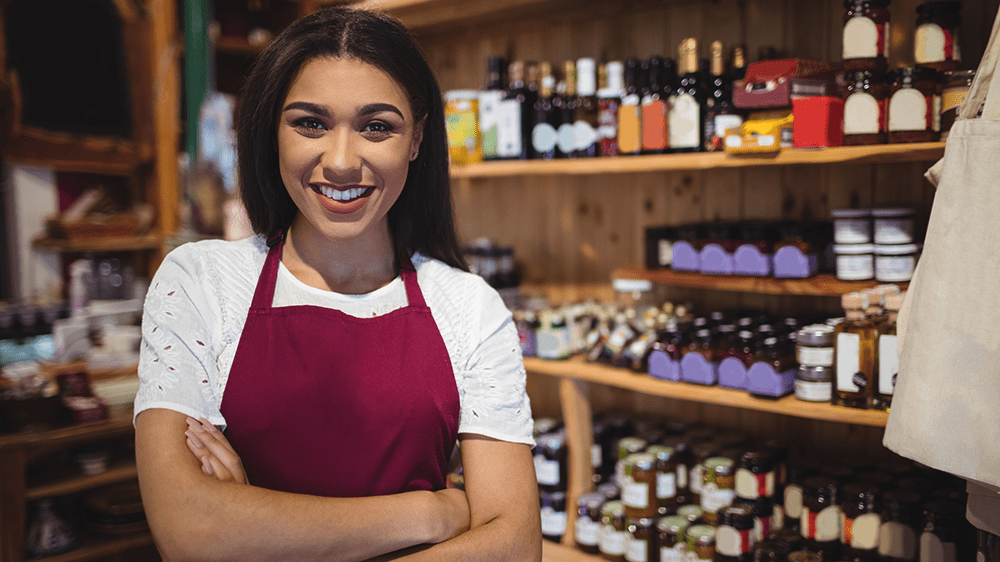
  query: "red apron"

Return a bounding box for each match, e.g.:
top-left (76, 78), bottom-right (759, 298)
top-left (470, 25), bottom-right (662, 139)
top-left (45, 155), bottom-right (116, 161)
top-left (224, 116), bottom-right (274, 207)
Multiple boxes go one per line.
top-left (219, 238), bottom-right (460, 497)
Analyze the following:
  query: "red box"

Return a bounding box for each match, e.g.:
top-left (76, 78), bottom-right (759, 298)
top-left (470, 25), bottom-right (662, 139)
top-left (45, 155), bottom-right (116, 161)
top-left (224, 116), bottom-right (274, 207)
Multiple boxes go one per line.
top-left (792, 96), bottom-right (844, 148)
top-left (733, 59), bottom-right (833, 109)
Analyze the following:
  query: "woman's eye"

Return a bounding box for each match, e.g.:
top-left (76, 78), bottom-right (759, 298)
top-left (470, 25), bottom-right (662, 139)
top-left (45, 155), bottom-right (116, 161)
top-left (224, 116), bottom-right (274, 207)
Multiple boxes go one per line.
top-left (294, 117), bottom-right (325, 132)
top-left (363, 121), bottom-right (394, 137)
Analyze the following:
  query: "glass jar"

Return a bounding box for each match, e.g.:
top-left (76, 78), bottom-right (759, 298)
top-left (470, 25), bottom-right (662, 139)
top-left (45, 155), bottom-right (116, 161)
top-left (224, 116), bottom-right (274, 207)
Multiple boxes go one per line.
top-left (843, 0), bottom-right (891, 70)
top-left (443, 90), bottom-right (483, 164)
top-left (873, 207), bottom-right (915, 244)
top-left (623, 453), bottom-right (659, 519)
top-left (921, 501), bottom-right (965, 561)
top-left (843, 70), bottom-right (891, 144)
top-left (716, 505), bottom-right (755, 562)
top-left (783, 460), bottom-right (820, 532)
top-left (686, 525), bottom-right (716, 562)
top-left (689, 442), bottom-right (720, 507)
top-left (540, 490), bottom-right (567, 542)
top-left (657, 515), bottom-right (690, 562)
top-left (625, 518), bottom-right (655, 562)
top-left (833, 208), bottom-right (873, 244)
top-left (535, 431), bottom-right (567, 493)
top-left (576, 492), bottom-right (606, 554)
top-left (677, 504), bottom-right (705, 524)
top-left (616, 437), bottom-right (648, 484)
top-left (840, 482), bottom-right (882, 555)
top-left (800, 476), bottom-right (841, 553)
top-left (915, 1), bottom-right (962, 72)
top-left (888, 66), bottom-right (943, 143)
top-left (878, 490), bottom-right (922, 561)
top-left (736, 450), bottom-right (777, 501)
top-left (796, 365), bottom-right (834, 403)
top-left (701, 456), bottom-right (737, 524)
top-left (600, 500), bottom-right (628, 562)
top-left (796, 324), bottom-right (836, 367)
top-left (874, 243), bottom-right (920, 283)
top-left (834, 243), bottom-right (875, 281)
top-left (941, 69), bottom-right (974, 140)
top-left (734, 496), bottom-right (774, 544)
top-left (646, 445), bottom-right (681, 515)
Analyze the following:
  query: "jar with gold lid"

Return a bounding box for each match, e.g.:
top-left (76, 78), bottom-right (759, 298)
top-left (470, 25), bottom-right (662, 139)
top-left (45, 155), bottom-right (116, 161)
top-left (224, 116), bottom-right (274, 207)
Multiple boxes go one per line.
top-left (646, 445), bottom-right (681, 515)
top-left (686, 525), bottom-right (716, 562)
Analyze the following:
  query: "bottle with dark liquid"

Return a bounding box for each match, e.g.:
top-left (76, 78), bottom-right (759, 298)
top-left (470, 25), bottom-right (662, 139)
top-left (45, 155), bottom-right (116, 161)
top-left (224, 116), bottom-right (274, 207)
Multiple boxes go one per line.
top-left (669, 38), bottom-right (706, 153)
top-left (704, 41), bottom-right (744, 152)
top-left (640, 56), bottom-right (669, 154)
top-left (479, 55), bottom-right (506, 160)
top-left (556, 60), bottom-right (579, 159)
top-left (501, 61), bottom-right (533, 159)
top-left (617, 57), bottom-right (643, 156)
top-left (574, 57), bottom-right (600, 157)
top-left (531, 61), bottom-right (560, 160)
top-left (598, 61), bottom-right (623, 157)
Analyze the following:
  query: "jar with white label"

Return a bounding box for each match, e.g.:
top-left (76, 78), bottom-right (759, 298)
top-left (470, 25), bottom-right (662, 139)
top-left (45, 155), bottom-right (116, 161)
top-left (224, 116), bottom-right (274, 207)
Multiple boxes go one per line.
top-left (800, 476), bottom-right (842, 555)
top-left (600, 500), bottom-right (628, 562)
top-left (834, 244), bottom-right (875, 281)
top-left (534, 431), bottom-right (566, 493)
top-left (840, 483), bottom-right (882, 556)
top-left (879, 490), bottom-right (922, 560)
top-left (715, 505), bottom-right (755, 562)
top-left (625, 518), bottom-right (654, 562)
top-left (843, 0), bottom-right (891, 71)
top-left (796, 324), bottom-right (835, 367)
top-left (686, 525), bottom-right (717, 562)
top-left (701, 456), bottom-right (736, 524)
top-left (795, 365), bottom-right (834, 403)
top-left (833, 208), bottom-right (873, 244)
top-left (540, 490), bottom-right (567, 542)
top-left (576, 492), bottom-right (606, 554)
top-left (646, 445), bottom-right (681, 515)
top-left (921, 501), bottom-right (965, 562)
top-left (874, 244), bottom-right (920, 282)
top-left (915, 1), bottom-right (962, 72)
top-left (736, 450), bottom-right (776, 501)
top-left (656, 515), bottom-right (689, 562)
top-left (843, 70), bottom-right (890, 145)
top-left (623, 454), bottom-right (658, 519)
top-left (872, 207), bottom-right (915, 244)
top-left (888, 66), bottom-right (943, 143)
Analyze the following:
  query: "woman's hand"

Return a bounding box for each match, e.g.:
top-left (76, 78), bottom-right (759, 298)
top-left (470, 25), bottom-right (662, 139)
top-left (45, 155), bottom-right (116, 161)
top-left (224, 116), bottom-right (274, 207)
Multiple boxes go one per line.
top-left (184, 417), bottom-right (249, 484)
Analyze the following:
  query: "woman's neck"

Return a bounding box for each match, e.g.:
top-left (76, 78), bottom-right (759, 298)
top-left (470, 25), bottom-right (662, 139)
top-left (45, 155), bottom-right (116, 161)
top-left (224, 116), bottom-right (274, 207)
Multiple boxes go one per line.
top-left (280, 216), bottom-right (398, 295)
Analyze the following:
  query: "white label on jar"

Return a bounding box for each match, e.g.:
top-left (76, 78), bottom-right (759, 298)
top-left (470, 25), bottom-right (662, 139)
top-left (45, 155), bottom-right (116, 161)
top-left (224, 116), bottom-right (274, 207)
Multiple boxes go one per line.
top-left (660, 546), bottom-right (684, 562)
top-left (592, 444), bottom-right (603, 469)
top-left (532, 122), bottom-right (558, 154)
top-left (920, 532), bottom-right (957, 562)
top-left (540, 506), bottom-right (567, 536)
top-left (844, 16), bottom-right (880, 59)
top-left (835, 217), bottom-right (873, 244)
top-left (816, 505), bottom-right (842, 542)
top-left (714, 114), bottom-right (744, 139)
top-left (574, 120), bottom-right (599, 151)
top-left (625, 537), bottom-right (648, 562)
top-left (658, 239), bottom-right (674, 267)
top-left (837, 253), bottom-right (874, 281)
top-left (657, 471), bottom-right (677, 499)
top-left (575, 517), bottom-right (600, 547)
top-left (796, 379), bottom-right (833, 402)
top-left (716, 526), bottom-right (750, 556)
top-left (772, 504), bottom-right (785, 530)
top-left (874, 217), bottom-right (914, 244)
top-left (497, 99), bottom-right (522, 158)
top-left (837, 332), bottom-right (863, 392)
top-left (876, 254), bottom-right (916, 282)
top-left (798, 345), bottom-right (834, 367)
top-left (880, 521), bottom-right (918, 559)
top-left (735, 468), bottom-right (775, 499)
top-left (916, 23), bottom-right (947, 64)
top-left (557, 122), bottom-right (576, 154)
top-left (534, 457), bottom-right (561, 486)
top-left (669, 93), bottom-right (700, 149)
top-left (889, 88), bottom-right (929, 132)
top-left (933, 94), bottom-right (942, 132)
top-left (600, 530), bottom-right (627, 556)
top-left (849, 512), bottom-right (883, 549)
top-left (784, 484), bottom-right (804, 519)
top-left (690, 465), bottom-right (704, 494)
top-left (845, 92), bottom-right (882, 135)
top-left (677, 464), bottom-right (688, 489)
top-left (623, 481), bottom-right (650, 509)
top-left (879, 334), bottom-right (899, 396)
top-left (700, 481), bottom-right (736, 514)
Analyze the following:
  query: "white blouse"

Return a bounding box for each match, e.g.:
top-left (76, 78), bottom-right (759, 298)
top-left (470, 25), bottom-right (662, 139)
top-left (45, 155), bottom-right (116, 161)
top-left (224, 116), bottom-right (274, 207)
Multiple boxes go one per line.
top-left (134, 235), bottom-right (534, 446)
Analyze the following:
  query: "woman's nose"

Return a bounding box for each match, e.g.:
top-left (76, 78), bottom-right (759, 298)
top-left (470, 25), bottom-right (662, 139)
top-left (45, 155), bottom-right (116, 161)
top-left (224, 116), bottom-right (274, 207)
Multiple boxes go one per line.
top-left (320, 127), bottom-right (362, 180)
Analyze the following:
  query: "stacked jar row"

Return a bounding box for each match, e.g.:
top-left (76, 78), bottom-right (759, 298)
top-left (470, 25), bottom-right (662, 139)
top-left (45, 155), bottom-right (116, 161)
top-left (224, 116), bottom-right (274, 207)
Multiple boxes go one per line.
top-left (532, 416), bottom-right (974, 562)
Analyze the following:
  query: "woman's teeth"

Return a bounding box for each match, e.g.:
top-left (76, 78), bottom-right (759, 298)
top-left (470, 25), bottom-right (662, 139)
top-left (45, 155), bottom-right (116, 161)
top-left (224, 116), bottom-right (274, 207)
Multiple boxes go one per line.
top-left (318, 186), bottom-right (367, 201)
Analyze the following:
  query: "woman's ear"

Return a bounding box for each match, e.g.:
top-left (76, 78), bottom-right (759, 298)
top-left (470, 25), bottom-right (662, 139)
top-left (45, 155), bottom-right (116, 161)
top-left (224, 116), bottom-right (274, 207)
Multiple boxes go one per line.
top-left (410, 117), bottom-right (425, 161)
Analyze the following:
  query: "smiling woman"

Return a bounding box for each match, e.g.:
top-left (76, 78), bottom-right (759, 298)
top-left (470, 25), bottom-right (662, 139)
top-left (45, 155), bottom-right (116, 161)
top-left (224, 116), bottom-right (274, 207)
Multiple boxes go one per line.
top-left (132, 6), bottom-right (542, 562)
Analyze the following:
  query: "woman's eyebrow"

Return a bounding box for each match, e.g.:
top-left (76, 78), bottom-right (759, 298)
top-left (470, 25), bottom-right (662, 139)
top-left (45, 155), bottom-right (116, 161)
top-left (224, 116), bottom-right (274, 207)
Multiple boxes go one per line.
top-left (282, 101), bottom-right (404, 120)
top-left (283, 101), bottom-right (330, 117)
top-left (359, 103), bottom-right (404, 119)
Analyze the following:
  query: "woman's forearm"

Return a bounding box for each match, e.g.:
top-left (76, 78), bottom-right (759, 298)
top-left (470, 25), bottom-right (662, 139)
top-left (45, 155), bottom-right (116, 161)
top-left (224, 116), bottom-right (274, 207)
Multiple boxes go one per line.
top-left (389, 511), bottom-right (542, 562)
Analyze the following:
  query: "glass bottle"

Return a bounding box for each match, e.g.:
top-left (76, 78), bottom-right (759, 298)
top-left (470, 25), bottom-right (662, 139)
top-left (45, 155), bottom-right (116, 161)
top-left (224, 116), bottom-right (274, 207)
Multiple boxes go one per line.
top-left (600, 500), bottom-right (628, 562)
top-left (670, 38), bottom-right (706, 152)
top-left (479, 55), bottom-right (506, 160)
top-left (800, 476), bottom-right (842, 559)
top-left (840, 482), bottom-right (882, 557)
top-left (704, 40), bottom-right (743, 152)
top-left (575, 57), bottom-right (600, 157)
top-left (875, 292), bottom-right (903, 410)
top-left (618, 57), bottom-right (643, 156)
top-left (621, 314), bottom-right (658, 371)
top-left (834, 292), bottom-right (877, 409)
top-left (730, 44), bottom-right (748, 82)
top-left (531, 61), bottom-right (559, 160)
top-left (640, 56), bottom-right (669, 154)
top-left (598, 61), bottom-right (623, 157)
top-left (878, 490), bottom-right (921, 561)
top-left (501, 60), bottom-right (532, 159)
top-left (575, 492), bottom-right (605, 554)
top-left (556, 60), bottom-right (579, 159)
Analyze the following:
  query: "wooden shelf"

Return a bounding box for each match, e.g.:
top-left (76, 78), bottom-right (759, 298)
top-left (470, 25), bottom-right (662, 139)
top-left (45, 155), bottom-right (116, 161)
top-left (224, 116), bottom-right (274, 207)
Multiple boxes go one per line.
top-left (0, 412), bottom-right (135, 451)
top-left (3, 127), bottom-right (148, 176)
top-left (542, 541), bottom-right (603, 562)
top-left (613, 267), bottom-right (907, 297)
top-left (32, 531), bottom-right (153, 562)
top-left (449, 142), bottom-right (945, 178)
top-left (525, 356), bottom-right (889, 427)
top-left (31, 234), bottom-right (163, 253)
top-left (362, 0), bottom-right (582, 32)
top-left (27, 460), bottom-right (138, 501)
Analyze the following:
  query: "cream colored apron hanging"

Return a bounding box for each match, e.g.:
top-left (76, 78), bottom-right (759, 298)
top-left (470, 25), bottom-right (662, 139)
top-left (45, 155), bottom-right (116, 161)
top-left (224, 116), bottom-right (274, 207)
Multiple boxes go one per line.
top-left (884, 5), bottom-right (1000, 492)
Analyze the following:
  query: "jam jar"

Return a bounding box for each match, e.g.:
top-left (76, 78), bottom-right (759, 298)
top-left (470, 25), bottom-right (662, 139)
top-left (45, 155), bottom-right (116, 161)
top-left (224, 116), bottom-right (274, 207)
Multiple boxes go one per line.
top-left (921, 501), bottom-right (966, 562)
top-left (646, 445), bottom-right (681, 514)
top-left (701, 456), bottom-right (737, 524)
top-left (677, 504), bottom-right (705, 525)
top-left (843, 70), bottom-right (890, 145)
top-left (535, 431), bottom-right (567, 493)
top-left (800, 476), bottom-right (842, 558)
top-left (915, 1), bottom-right (962, 72)
top-left (657, 515), bottom-right (689, 562)
top-left (734, 496), bottom-right (774, 544)
top-left (843, 0), bottom-right (891, 70)
top-left (783, 460), bottom-right (820, 532)
top-left (716, 505), bottom-right (755, 562)
top-left (878, 490), bottom-right (922, 561)
top-left (941, 69), bottom-right (974, 139)
top-left (540, 490), bottom-right (567, 542)
top-left (751, 538), bottom-right (793, 562)
top-left (888, 66), bottom-right (943, 143)
top-left (576, 492), bottom-right (607, 554)
top-left (736, 450), bottom-right (777, 501)
top-left (840, 483), bottom-right (882, 556)
top-left (625, 518), bottom-right (655, 562)
top-left (689, 442), bottom-right (720, 506)
top-left (601, 500), bottom-right (629, 562)
top-left (623, 453), bottom-right (659, 519)
top-left (686, 525), bottom-right (716, 562)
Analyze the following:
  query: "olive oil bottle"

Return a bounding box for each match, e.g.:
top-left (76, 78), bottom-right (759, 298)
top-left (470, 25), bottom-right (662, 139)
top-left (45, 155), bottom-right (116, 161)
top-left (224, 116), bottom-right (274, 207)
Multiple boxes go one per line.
top-left (834, 292), bottom-right (877, 408)
top-left (875, 292), bottom-right (904, 410)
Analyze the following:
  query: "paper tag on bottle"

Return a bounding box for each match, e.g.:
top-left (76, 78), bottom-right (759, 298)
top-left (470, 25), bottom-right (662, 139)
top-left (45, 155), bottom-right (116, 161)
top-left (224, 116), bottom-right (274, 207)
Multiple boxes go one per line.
top-left (623, 482), bottom-right (649, 509)
top-left (836, 332), bottom-right (863, 392)
top-left (540, 506), bottom-right (567, 537)
top-left (657, 472), bottom-right (677, 499)
top-left (879, 334), bottom-right (899, 395)
top-left (575, 517), bottom-right (600, 546)
top-left (534, 457), bottom-right (560, 486)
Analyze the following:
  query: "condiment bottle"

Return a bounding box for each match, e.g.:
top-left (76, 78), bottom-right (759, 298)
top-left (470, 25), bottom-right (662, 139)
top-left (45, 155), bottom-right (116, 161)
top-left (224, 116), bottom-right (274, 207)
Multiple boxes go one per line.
top-left (657, 515), bottom-right (689, 562)
top-left (600, 500), bottom-right (629, 562)
top-left (701, 456), bottom-right (737, 524)
top-left (575, 57), bottom-right (600, 158)
top-left (840, 482), bottom-right (882, 556)
top-left (875, 292), bottom-right (904, 410)
top-left (576, 492), bottom-right (606, 554)
top-left (623, 453), bottom-right (659, 520)
top-left (800, 476), bottom-right (842, 557)
top-left (625, 517), bottom-right (655, 562)
top-left (640, 55), bottom-right (670, 155)
top-left (834, 292), bottom-right (877, 409)
top-left (878, 490), bottom-right (922, 561)
top-left (685, 525), bottom-right (717, 562)
top-left (646, 445), bottom-right (681, 515)
top-left (843, 0), bottom-right (891, 71)
top-left (715, 505), bottom-right (755, 562)
top-left (598, 61), bottom-right (624, 157)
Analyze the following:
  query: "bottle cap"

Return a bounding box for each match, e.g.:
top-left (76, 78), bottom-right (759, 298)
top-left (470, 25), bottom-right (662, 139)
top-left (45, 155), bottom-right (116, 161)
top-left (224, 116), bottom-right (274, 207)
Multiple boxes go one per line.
top-left (600, 61), bottom-right (625, 97)
top-left (577, 58), bottom-right (597, 96)
top-left (842, 292), bottom-right (870, 310)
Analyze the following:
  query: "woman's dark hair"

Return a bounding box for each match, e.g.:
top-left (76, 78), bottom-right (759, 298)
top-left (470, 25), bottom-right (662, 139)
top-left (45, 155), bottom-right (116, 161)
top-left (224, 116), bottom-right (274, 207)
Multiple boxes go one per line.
top-left (237, 6), bottom-right (466, 271)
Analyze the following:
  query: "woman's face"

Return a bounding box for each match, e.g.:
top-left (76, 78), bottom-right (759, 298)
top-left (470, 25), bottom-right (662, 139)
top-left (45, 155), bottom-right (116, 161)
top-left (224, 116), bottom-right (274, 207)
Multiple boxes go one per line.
top-left (277, 56), bottom-right (422, 246)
